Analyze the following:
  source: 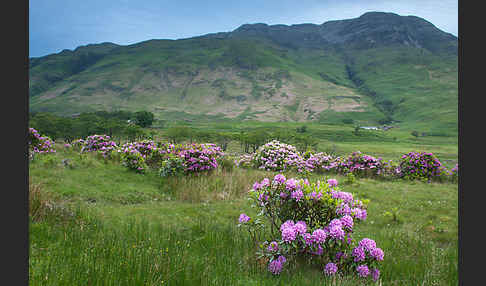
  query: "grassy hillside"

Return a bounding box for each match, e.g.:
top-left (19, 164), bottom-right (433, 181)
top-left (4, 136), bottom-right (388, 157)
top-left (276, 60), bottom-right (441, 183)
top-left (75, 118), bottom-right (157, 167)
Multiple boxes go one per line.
top-left (29, 12), bottom-right (457, 134)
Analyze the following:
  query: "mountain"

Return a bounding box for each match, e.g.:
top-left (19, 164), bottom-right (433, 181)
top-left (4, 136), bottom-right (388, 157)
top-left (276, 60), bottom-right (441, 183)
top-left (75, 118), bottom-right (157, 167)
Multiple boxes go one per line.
top-left (29, 12), bottom-right (458, 134)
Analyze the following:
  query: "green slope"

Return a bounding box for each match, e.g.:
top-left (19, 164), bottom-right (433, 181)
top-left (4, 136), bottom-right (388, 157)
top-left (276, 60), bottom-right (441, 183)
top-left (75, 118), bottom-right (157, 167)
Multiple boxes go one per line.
top-left (29, 12), bottom-right (457, 133)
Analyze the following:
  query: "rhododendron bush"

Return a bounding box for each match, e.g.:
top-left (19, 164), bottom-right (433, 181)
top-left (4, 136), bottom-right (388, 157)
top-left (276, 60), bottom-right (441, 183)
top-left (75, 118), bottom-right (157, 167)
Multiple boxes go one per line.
top-left (79, 134), bottom-right (118, 158)
top-left (28, 128), bottom-right (56, 159)
top-left (252, 140), bottom-right (306, 172)
top-left (238, 175), bottom-right (384, 282)
top-left (397, 151), bottom-right (448, 181)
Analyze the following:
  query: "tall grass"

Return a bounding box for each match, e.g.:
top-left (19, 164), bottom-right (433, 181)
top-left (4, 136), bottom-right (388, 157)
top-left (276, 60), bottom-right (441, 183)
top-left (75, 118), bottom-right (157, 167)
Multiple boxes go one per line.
top-left (29, 144), bottom-right (458, 285)
top-left (29, 213), bottom-right (457, 285)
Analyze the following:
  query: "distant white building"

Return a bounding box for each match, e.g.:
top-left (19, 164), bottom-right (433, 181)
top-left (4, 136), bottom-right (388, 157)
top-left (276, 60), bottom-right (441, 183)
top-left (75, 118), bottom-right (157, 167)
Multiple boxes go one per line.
top-left (360, 126), bottom-right (380, 130)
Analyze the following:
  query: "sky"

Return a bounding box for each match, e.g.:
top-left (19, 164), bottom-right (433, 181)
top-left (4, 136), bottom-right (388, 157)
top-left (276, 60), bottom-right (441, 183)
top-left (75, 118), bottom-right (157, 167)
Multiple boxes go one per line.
top-left (29, 0), bottom-right (458, 58)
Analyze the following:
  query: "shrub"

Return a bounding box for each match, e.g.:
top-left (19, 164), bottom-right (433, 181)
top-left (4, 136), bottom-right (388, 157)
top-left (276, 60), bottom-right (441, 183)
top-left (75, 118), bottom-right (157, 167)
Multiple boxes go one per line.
top-left (337, 151), bottom-right (385, 177)
top-left (80, 134), bottom-right (118, 158)
top-left (28, 127), bottom-right (56, 158)
top-left (178, 143), bottom-right (224, 174)
top-left (448, 164), bottom-right (458, 183)
top-left (159, 153), bottom-right (185, 177)
top-left (235, 154), bottom-right (254, 169)
top-left (121, 140), bottom-right (166, 169)
top-left (304, 152), bottom-right (341, 173)
top-left (238, 175), bottom-right (383, 282)
top-left (252, 140), bottom-right (305, 172)
top-left (397, 152), bottom-right (445, 181)
top-left (120, 147), bottom-right (148, 173)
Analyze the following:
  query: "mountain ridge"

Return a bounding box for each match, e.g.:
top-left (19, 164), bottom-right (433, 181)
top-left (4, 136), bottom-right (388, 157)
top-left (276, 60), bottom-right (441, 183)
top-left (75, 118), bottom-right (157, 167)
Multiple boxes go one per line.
top-left (29, 11), bottom-right (458, 134)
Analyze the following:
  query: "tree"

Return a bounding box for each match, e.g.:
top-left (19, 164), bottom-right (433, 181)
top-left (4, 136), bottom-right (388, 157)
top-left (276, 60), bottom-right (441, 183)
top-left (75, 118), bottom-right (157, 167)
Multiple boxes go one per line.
top-left (296, 125), bottom-right (307, 133)
top-left (293, 134), bottom-right (318, 153)
top-left (134, 111), bottom-right (154, 128)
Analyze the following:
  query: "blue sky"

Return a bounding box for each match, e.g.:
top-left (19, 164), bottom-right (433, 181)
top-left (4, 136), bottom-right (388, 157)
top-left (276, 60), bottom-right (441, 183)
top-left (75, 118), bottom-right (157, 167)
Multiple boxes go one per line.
top-left (29, 0), bottom-right (458, 58)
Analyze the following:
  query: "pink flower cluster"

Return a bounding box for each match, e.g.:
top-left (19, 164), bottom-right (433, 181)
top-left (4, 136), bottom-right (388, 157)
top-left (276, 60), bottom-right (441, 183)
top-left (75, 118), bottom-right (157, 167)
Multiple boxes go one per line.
top-left (242, 175), bottom-right (383, 279)
top-left (80, 134), bottom-right (118, 158)
top-left (336, 151), bottom-right (385, 176)
top-left (178, 143), bottom-right (224, 173)
top-left (234, 153), bottom-right (254, 168)
top-left (304, 152), bottom-right (340, 173)
top-left (252, 140), bottom-right (306, 172)
top-left (398, 151), bottom-right (445, 180)
top-left (28, 128), bottom-right (56, 155)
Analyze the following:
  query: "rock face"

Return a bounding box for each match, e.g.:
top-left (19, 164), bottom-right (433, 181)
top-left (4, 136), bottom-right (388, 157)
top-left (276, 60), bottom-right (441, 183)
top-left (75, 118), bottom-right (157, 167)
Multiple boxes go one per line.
top-left (207, 12), bottom-right (457, 54)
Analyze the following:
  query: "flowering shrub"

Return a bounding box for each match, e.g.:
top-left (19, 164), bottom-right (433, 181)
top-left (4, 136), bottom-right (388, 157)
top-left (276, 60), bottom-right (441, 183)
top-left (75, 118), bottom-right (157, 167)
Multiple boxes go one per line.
top-left (159, 153), bottom-right (185, 177)
top-left (304, 152), bottom-right (341, 173)
top-left (448, 164), bottom-right (458, 183)
top-left (71, 139), bottom-right (85, 151)
top-left (121, 140), bottom-right (169, 169)
top-left (29, 128), bottom-right (56, 158)
top-left (398, 152), bottom-right (445, 181)
top-left (336, 151), bottom-right (385, 177)
top-left (178, 143), bottom-right (224, 174)
top-left (80, 135), bottom-right (118, 158)
top-left (120, 147), bottom-right (147, 173)
top-left (239, 175), bottom-right (383, 282)
top-left (235, 154), bottom-right (254, 169)
top-left (252, 140), bottom-right (305, 172)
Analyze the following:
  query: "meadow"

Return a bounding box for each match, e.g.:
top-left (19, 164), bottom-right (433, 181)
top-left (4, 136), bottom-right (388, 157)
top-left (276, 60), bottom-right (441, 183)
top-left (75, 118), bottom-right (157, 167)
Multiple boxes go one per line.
top-left (28, 124), bottom-right (458, 285)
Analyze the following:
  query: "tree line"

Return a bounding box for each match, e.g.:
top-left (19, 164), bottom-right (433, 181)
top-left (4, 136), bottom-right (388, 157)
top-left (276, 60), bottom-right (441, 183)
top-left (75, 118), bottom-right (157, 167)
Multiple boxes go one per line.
top-left (29, 110), bottom-right (155, 142)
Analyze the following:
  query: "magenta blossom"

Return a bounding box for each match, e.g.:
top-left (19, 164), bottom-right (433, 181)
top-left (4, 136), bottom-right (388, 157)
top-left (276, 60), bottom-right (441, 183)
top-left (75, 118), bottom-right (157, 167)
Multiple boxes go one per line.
top-left (327, 178), bottom-right (338, 187)
top-left (324, 263), bottom-right (338, 276)
top-left (238, 213), bottom-right (251, 223)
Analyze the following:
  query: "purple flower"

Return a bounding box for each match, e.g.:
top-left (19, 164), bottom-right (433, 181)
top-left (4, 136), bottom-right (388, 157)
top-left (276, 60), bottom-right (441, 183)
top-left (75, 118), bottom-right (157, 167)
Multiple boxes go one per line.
top-left (252, 182), bottom-right (261, 190)
top-left (351, 208), bottom-right (367, 220)
top-left (329, 218), bottom-right (343, 228)
top-left (291, 190), bottom-right (304, 201)
top-left (280, 220), bottom-right (295, 232)
top-left (238, 213), bottom-right (251, 223)
top-left (324, 263), bottom-right (338, 276)
top-left (340, 215), bottom-right (354, 230)
top-left (358, 238), bottom-right (377, 252)
top-left (282, 227), bottom-right (297, 242)
top-left (311, 229), bottom-right (327, 244)
top-left (294, 221), bottom-right (307, 235)
top-left (303, 233), bottom-right (313, 246)
top-left (260, 178), bottom-right (270, 188)
top-left (356, 265), bottom-right (370, 278)
top-left (273, 174), bottom-right (286, 184)
top-left (267, 241), bottom-right (279, 252)
top-left (370, 247), bottom-right (384, 261)
top-left (371, 268), bottom-right (380, 281)
top-left (328, 225), bottom-right (345, 240)
top-left (285, 178), bottom-right (298, 191)
top-left (268, 259), bottom-right (283, 275)
top-left (352, 246), bottom-right (366, 262)
top-left (327, 178), bottom-right (338, 187)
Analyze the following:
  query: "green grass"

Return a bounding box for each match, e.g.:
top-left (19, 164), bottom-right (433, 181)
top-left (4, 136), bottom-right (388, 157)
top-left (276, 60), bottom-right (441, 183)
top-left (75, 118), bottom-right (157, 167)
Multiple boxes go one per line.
top-left (29, 144), bottom-right (458, 285)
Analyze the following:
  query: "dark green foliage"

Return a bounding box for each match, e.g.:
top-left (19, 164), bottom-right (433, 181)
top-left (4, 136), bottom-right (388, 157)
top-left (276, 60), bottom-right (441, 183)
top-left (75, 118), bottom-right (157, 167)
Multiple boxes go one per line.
top-left (296, 125), bottom-right (307, 133)
top-left (29, 111), bottom-right (147, 141)
top-left (166, 126), bottom-right (196, 144)
top-left (134, 111), bottom-right (155, 128)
